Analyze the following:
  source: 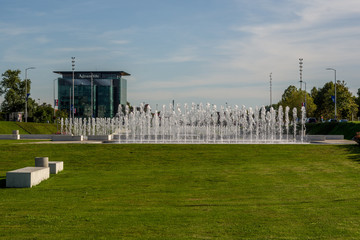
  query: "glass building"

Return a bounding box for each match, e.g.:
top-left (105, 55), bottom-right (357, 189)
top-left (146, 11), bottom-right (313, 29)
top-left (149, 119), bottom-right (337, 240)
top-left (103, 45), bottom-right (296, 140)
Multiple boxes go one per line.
top-left (54, 71), bottom-right (130, 118)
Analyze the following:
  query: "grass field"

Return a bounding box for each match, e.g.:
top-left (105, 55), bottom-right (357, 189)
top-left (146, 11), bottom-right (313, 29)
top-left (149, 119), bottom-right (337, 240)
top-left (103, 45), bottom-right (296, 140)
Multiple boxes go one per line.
top-left (0, 121), bottom-right (58, 135)
top-left (0, 122), bottom-right (29, 135)
top-left (1, 143), bottom-right (360, 239)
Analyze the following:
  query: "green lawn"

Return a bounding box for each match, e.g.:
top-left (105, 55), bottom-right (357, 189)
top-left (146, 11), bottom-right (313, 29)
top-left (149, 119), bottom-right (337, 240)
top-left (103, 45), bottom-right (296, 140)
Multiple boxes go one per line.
top-left (0, 121), bottom-right (58, 135)
top-left (15, 122), bottom-right (58, 134)
top-left (1, 143), bottom-right (360, 239)
top-left (0, 122), bottom-right (29, 134)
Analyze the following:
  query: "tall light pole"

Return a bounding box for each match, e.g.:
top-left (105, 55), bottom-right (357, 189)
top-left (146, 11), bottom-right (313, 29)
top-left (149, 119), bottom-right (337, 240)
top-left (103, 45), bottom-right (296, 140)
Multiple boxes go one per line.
top-left (269, 72), bottom-right (272, 106)
top-left (299, 58), bottom-right (303, 90)
top-left (91, 72), bottom-right (93, 117)
top-left (25, 67), bottom-right (35, 122)
top-left (71, 57), bottom-right (75, 120)
top-left (53, 78), bottom-right (57, 121)
top-left (326, 68), bottom-right (337, 120)
top-left (304, 81), bottom-right (306, 111)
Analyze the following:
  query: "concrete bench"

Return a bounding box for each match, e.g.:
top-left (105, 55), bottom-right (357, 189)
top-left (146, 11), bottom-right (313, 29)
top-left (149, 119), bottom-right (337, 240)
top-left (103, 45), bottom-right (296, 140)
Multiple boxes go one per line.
top-left (20, 134), bottom-right (52, 140)
top-left (6, 167), bottom-right (50, 188)
top-left (87, 135), bottom-right (113, 141)
top-left (48, 161), bottom-right (64, 174)
top-left (35, 157), bottom-right (63, 174)
top-left (51, 135), bottom-right (83, 141)
top-left (325, 135), bottom-right (344, 140)
top-left (306, 135), bottom-right (326, 141)
top-left (0, 134), bottom-right (20, 140)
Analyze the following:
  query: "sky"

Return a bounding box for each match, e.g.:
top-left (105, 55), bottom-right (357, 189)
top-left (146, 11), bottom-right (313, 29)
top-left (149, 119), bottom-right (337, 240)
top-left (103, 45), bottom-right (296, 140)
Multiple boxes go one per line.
top-left (0, 0), bottom-right (359, 109)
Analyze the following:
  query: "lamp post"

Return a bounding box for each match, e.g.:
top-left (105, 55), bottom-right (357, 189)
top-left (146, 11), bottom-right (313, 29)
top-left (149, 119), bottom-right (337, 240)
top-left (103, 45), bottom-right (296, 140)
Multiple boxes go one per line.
top-left (269, 72), bottom-right (272, 106)
top-left (91, 72), bottom-right (93, 117)
top-left (326, 68), bottom-right (337, 120)
top-left (25, 67), bottom-right (35, 122)
top-left (53, 78), bottom-right (57, 121)
top-left (301, 81), bottom-right (307, 111)
top-left (71, 57), bottom-right (75, 120)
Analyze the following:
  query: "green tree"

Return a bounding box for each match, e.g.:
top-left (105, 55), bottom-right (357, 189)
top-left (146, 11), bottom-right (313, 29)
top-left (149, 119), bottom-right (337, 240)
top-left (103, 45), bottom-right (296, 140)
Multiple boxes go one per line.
top-left (33, 103), bottom-right (53, 123)
top-left (56, 109), bottom-right (69, 119)
top-left (25, 98), bottom-right (37, 121)
top-left (313, 81), bottom-right (358, 120)
top-left (312, 82), bottom-right (333, 120)
top-left (277, 85), bottom-right (316, 117)
top-left (336, 81), bottom-right (358, 120)
top-left (310, 87), bottom-right (318, 99)
top-left (356, 88), bottom-right (360, 119)
top-left (0, 69), bottom-right (31, 114)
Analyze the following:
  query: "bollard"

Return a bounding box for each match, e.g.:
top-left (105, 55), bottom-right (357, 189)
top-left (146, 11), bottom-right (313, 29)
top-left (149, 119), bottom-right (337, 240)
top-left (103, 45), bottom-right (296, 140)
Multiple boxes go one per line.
top-left (12, 130), bottom-right (19, 135)
top-left (35, 157), bottom-right (49, 167)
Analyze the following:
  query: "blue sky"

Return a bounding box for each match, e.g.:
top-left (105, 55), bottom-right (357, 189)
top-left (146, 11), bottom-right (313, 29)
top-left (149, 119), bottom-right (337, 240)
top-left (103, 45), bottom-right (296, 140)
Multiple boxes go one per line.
top-left (1, 0), bottom-right (360, 108)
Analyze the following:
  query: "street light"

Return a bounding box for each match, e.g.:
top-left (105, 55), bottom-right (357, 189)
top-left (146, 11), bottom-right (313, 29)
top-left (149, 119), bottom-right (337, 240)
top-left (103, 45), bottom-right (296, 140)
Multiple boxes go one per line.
top-left (71, 57), bottom-right (75, 120)
top-left (326, 68), bottom-right (337, 120)
top-left (269, 72), bottom-right (272, 106)
top-left (25, 67), bottom-right (35, 122)
top-left (53, 78), bottom-right (57, 121)
top-left (299, 81), bottom-right (307, 111)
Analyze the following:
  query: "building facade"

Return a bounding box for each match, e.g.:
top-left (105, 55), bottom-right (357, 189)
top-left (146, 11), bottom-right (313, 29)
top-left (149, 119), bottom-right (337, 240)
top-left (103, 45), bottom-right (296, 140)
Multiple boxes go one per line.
top-left (54, 71), bottom-right (130, 118)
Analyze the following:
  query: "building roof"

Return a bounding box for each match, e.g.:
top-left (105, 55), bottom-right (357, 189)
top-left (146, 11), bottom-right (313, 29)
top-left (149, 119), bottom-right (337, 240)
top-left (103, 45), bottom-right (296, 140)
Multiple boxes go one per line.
top-left (53, 71), bottom-right (131, 76)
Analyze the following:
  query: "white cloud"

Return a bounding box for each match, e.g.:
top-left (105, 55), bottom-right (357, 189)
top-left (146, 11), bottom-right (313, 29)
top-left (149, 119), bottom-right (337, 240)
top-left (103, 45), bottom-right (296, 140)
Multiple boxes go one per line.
top-left (53, 47), bottom-right (107, 52)
top-left (297, 0), bottom-right (360, 24)
top-left (0, 25), bottom-right (40, 36)
top-left (35, 36), bottom-right (50, 44)
top-left (218, 0), bottom-right (360, 85)
top-left (111, 40), bottom-right (130, 45)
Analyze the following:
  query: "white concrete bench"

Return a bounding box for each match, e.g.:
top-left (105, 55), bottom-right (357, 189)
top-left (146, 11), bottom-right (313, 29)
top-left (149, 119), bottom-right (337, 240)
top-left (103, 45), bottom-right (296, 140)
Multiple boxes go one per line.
top-left (6, 167), bottom-right (50, 188)
top-left (87, 135), bottom-right (113, 141)
top-left (51, 135), bottom-right (83, 141)
top-left (306, 135), bottom-right (326, 141)
top-left (48, 161), bottom-right (64, 174)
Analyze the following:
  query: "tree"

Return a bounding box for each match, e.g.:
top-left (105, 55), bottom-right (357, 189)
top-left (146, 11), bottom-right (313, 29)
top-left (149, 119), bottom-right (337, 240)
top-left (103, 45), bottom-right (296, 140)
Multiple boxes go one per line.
top-left (356, 88), bottom-right (360, 119)
top-left (0, 69), bottom-right (31, 114)
top-left (310, 87), bottom-right (318, 99)
top-left (336, 81), bottom-right (358, 120)
top-left (33, 103), bottom-right (54, 123)
top-left (56, 109), bottom-right (69, 119)
top-left (313, 81), bottom-right (358, 120)
top-left (277, 85), bottom-right (316, 117)
top-left (312, 82), bottom-right (335, 120)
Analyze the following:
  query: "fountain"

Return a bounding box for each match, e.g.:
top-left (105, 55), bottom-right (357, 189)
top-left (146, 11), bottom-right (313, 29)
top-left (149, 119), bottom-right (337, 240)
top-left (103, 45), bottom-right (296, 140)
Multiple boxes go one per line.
top-left (60, 103), bottom-right (307, 144)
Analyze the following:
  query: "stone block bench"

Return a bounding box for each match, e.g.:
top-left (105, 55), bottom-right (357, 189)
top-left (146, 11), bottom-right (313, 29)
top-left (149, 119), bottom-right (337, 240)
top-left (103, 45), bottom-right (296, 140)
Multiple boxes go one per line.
top-left (51, 135), bottom-right (83, 141)
top-left (48, 161), bottom-right (64, 174)
top-left (6, 167), bottom-right (50, 188)
top-left (87, 135), bottom-right (113, 141)
top-left (35, 157), bottom-right (63, 174)
top-left (6, 157), bottom-right (64, 188)
top-left (306, 135), bottom-right (344, 142)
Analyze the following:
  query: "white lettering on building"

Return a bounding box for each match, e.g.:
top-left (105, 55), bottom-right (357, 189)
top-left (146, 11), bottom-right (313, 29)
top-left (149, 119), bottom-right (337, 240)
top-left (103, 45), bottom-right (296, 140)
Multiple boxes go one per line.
top-left (79, 73), bottom-right (100, 79)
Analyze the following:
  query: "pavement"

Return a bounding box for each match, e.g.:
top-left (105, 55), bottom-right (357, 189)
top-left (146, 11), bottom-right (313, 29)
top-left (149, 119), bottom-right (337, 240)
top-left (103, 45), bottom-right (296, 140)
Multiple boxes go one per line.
top-left (310, 139), bottom-right (358, 145)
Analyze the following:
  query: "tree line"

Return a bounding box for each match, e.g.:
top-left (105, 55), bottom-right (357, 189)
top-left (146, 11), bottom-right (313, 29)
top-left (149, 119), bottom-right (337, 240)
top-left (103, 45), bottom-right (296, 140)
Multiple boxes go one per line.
top-left (276, 81), bottom-right (359, 121)
top-left (0, 69), bottom-right (68, 122)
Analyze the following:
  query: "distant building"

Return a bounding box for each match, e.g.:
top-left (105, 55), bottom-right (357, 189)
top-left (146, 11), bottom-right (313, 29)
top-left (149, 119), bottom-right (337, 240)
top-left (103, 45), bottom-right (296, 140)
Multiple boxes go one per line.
top-left (54, 71), bottom-right (130, 118)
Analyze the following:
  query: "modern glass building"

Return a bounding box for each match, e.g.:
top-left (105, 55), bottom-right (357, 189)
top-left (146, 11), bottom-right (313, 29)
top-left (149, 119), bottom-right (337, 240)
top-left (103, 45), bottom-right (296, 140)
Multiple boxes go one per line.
top-left (54, 71), bottom-right (130, 118)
